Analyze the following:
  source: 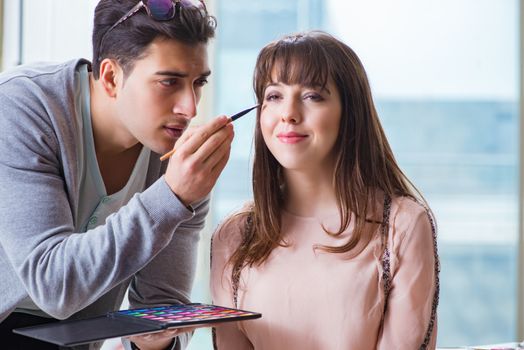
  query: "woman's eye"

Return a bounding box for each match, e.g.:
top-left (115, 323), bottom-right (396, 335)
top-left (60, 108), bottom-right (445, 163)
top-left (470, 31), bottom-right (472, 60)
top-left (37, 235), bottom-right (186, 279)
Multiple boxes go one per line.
top-left (265, 93), bottom-right (280, 101)
top-left (304, 93), bottom-right (323, 101)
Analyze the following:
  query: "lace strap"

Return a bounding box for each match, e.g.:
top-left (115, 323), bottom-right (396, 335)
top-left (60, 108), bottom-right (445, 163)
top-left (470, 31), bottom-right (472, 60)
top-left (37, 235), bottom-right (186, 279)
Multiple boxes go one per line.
top-left (380, 194), bottom-right (393, 323)
top-left (419, 209), bottom-right (440, 350)
top-left (231, 212), bottom-right (254, 308)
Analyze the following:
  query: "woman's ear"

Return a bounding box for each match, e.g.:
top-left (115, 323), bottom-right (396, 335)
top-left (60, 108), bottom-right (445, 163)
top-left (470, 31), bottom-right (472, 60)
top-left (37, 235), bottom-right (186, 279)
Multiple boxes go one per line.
top-left (98, 58), bottom-right (122, 98)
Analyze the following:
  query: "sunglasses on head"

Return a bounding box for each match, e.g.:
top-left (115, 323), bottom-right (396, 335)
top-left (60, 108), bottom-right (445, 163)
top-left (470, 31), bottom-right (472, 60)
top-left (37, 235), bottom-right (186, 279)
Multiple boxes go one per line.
top-left (98, 0), bottom-right (206, 61)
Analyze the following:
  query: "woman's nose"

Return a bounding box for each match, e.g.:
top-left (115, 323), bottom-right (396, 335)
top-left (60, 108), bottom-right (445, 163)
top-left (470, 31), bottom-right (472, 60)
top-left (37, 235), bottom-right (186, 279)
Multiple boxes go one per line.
top-left (280, 100), bottom-right (301, 124)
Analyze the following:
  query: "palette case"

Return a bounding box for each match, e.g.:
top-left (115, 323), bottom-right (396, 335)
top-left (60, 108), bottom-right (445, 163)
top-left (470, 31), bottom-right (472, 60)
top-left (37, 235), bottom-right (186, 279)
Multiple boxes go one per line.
top-left (13, 303), bottom-right (261, 346)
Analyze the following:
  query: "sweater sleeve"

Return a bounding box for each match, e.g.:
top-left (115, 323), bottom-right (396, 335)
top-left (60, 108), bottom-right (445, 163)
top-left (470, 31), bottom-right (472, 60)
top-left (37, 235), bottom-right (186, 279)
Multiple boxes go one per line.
top-left (0, 76), bottom-right (203, 320)
top-left (210, 213), bottom-right (254, 350)
top-left (126, 193), bottom-right (209, 350)
top-left (377, 199), bottom-right (439, 350)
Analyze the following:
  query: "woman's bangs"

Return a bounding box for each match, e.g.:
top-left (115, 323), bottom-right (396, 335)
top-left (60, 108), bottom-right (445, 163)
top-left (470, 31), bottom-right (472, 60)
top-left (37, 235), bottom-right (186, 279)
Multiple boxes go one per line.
top-left (264, 41), bottom-right (330, 89)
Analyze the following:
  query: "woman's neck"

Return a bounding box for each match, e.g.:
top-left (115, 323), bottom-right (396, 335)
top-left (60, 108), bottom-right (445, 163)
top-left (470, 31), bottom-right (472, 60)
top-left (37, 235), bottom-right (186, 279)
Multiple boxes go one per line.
top-left (283, 167), bottom-right (339, 218)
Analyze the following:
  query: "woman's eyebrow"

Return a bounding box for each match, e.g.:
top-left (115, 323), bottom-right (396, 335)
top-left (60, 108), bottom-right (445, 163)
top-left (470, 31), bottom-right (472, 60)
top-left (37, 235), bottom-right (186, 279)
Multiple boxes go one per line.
top-left (264, 82), bottom-right (332, 95)
top-left (265, 82), bottom-right (281, 88)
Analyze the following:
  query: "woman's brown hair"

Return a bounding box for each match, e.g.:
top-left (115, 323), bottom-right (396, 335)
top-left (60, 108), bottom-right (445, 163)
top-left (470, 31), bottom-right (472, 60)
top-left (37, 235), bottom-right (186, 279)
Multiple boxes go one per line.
top-left (229, 31), bottom-right (424, 277)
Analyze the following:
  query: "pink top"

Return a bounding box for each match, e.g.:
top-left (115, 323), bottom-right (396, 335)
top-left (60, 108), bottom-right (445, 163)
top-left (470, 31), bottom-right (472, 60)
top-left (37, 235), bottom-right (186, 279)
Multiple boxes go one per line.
top-left (210, 196), bottom-right (439, 350)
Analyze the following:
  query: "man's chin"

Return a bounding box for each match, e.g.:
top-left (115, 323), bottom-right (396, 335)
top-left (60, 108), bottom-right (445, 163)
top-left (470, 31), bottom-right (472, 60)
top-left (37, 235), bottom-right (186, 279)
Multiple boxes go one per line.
top-left (141, 141), bottom-right (173, 156)
top-left (157, 142), bottom-right (178, 156)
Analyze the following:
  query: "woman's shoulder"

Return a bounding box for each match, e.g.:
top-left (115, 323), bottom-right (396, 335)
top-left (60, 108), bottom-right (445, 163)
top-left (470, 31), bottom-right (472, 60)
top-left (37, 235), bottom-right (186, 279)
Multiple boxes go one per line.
top-left (391, 195), bottom-right (431, 219)
top-left (212, 202), bottom-right (254, 250)
top-left (390, 195), bottom-right (435, 238)
top-left (387, 195), bottom-right (438, 271)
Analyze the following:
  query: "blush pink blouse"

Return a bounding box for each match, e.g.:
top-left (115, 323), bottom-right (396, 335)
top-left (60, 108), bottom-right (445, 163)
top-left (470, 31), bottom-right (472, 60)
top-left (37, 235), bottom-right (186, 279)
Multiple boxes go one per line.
top-left (210, 196), bottom-right (439, 350)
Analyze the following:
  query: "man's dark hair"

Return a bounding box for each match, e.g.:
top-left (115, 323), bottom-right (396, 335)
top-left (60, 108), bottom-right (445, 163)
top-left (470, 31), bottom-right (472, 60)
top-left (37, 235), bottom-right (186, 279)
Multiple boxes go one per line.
top-left (92, 0), bottom-right (216, 79)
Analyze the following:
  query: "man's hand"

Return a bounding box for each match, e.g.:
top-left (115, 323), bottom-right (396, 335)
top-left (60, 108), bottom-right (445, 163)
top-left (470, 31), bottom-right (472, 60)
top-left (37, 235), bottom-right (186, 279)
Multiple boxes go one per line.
top-left (128, 326), bottom-right (190, 350)
top-left (128, 324), bottom-right (215, 350)
top-left (164, 115), bottom-right (234, 206)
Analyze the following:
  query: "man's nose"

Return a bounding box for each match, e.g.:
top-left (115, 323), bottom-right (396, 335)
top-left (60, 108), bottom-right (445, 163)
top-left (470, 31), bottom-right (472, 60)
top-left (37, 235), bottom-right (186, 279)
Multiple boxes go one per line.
top-left (172, 88), bottom-right (198, 119)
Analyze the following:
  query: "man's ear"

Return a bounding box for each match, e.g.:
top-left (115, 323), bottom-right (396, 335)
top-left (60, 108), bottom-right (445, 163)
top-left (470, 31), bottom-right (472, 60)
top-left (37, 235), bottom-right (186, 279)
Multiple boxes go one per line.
top-left (99, 58), bottom-right (122, 98)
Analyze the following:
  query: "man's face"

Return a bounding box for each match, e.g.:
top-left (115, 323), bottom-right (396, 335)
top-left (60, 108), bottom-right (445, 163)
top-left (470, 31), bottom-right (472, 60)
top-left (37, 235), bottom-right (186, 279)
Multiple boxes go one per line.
top-left (114, 38), bottom-right (210, 154)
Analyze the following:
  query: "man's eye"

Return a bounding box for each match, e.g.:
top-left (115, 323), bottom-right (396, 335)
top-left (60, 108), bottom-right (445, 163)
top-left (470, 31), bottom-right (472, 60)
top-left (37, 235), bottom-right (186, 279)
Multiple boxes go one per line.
top-left (159, 79), bottom-right (177, 87)
top-left (195, 78), bottom-right (208, 87)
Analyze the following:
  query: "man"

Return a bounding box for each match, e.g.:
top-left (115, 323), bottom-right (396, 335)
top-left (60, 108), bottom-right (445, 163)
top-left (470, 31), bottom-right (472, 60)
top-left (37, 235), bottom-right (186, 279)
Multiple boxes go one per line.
top-left (0, 0), bottom-right (231, 349)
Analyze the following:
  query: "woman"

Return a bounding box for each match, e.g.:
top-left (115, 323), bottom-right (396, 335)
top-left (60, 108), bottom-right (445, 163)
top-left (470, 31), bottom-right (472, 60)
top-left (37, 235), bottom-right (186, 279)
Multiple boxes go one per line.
top-left (210, 31), bottom-right (439, 350)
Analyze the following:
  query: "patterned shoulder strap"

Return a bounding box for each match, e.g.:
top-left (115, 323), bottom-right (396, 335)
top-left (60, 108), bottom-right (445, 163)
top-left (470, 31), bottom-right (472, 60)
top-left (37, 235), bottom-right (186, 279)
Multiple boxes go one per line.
top-left (210, 234), bottom-right (218, 349)
top-left (231, 212), bottom-right (254, 308)
top-left (380, 194), bottom-right (393, 322)
top-left (420, 208), bottom-right (440, 350)
top-left (212, 213), bottom-right (254, 350)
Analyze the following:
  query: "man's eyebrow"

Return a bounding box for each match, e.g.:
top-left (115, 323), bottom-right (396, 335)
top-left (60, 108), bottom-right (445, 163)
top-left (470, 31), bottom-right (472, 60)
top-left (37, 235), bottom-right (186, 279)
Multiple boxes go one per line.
top-left (154, 70), bottom-right (212, 78)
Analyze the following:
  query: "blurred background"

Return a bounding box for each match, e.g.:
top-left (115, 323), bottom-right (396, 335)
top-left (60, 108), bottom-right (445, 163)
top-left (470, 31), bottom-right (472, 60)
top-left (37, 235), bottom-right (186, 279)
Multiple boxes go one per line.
top-left (1, 0), bottom-right (520, 348)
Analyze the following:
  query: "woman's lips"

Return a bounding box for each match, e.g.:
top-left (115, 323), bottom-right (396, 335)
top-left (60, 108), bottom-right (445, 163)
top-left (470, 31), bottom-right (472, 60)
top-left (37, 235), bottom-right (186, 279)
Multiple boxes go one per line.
top-left (277, 131), bottom-right (308, 144)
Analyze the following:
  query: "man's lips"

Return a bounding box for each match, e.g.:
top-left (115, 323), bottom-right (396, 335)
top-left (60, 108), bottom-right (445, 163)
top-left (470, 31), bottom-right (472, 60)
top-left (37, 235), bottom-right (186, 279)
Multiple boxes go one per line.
top-left (277, 131), bottom-right (308, 144)
top-left (164, 125), bottom-right (185, 139)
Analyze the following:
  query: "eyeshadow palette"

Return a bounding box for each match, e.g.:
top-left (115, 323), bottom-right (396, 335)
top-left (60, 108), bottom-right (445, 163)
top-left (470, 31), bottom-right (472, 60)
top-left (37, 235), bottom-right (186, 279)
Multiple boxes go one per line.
top-left (14, 303), bottom-right (261, 346)
top-left (113, 303), bottom-right (261, 327)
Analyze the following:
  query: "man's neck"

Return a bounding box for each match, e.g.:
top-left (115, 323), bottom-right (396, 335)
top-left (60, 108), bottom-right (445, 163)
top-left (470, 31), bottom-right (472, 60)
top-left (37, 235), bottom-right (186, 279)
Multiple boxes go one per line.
top-left (89, 72), bottom-right (139, 156)
top-left (89, 72), bottom-right (142, 195)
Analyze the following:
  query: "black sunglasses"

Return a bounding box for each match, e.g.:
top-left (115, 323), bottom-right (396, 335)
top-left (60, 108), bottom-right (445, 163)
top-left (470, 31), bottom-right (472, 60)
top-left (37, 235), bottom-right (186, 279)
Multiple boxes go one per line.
top-left (98, 0), bottom-right (206, 61)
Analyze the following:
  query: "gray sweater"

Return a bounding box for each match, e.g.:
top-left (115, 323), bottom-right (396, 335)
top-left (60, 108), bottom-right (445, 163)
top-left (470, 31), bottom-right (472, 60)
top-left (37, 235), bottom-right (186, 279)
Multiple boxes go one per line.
top-left (0, 59), bottom-right (208, 349)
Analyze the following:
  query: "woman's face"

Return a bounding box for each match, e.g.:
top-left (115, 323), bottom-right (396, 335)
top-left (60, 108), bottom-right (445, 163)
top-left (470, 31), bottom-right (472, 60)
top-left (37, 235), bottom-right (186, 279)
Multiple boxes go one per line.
top-left (260, 76), bottom-right (342, 174)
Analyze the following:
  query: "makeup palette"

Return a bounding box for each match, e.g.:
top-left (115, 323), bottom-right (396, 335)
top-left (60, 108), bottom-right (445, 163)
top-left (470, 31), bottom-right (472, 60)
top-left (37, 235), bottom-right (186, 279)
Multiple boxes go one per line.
top-left (113, 303), bottom-right (261, 326)
top-left (14, 303), bottom-right (261, 347)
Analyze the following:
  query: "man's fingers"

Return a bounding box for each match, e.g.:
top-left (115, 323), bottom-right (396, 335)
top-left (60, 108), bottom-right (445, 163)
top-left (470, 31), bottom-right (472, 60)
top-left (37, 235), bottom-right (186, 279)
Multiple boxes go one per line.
top-left (177, 115), bottom-right (230, 157)
top-left (192, 124), bottom-right (233, 165)
top-left (170, 125), bottom-right (232, 177)
top-left (209, 149), bottom-right (231, 180)
top-left (201, 134), bottom-right (232, 170)
top-left (164, 115), bottom-right (233, 205)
